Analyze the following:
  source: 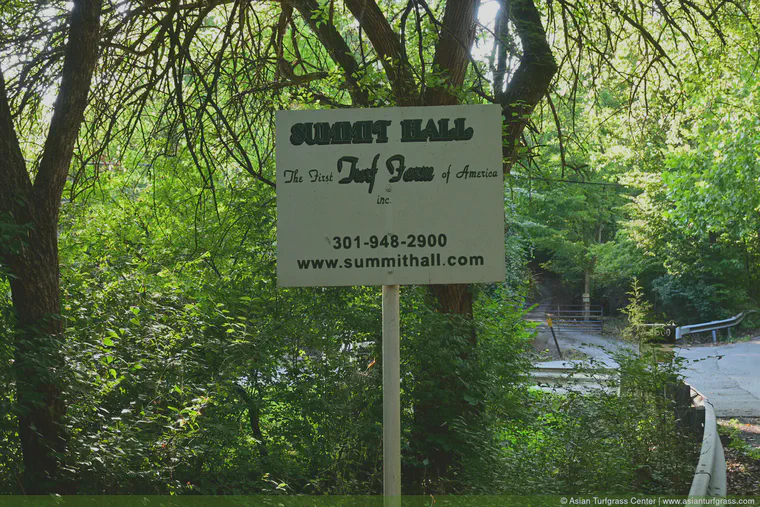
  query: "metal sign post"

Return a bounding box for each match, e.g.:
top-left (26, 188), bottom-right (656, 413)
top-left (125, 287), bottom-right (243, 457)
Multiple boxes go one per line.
top-left (382, 285), bottom-right (401, 505)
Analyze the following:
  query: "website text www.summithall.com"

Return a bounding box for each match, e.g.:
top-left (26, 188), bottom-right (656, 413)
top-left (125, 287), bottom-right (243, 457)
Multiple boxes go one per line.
top-left (296, 252), bottom-right (484, 270)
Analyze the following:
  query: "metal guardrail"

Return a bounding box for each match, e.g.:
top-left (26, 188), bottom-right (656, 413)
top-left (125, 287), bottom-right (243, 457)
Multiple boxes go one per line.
top-left (676, 312), bottom-right (745, 343)
top-left (530, 366), bottom-right (616, 383)
top-left (529, 365), bottom-right (618, 394)
top-left (688, 387), bottom-right (727, 497)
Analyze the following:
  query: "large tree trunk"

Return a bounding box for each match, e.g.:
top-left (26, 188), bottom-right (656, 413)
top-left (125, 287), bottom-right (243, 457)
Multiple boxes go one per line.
top-left (8, 211), bottom-right (68, 494)
top-left (408, 284), bottom-right (476, 492)
top-left (409, 1), bottom-right (482, 491)
top-left (0, 0), bottom-right (102, 493)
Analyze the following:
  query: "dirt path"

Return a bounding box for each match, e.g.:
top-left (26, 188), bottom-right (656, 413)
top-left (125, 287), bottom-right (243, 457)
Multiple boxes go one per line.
top-left (526, 282), bottom-right (636, 367)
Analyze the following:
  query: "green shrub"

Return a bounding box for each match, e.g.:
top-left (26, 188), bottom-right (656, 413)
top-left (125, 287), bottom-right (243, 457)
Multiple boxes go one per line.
top-left (494, 352), bottom-right (698, 495)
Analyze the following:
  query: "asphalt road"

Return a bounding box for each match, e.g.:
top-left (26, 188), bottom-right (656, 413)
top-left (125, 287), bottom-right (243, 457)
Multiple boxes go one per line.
top-left (532, 323), bottom-right (760, 419)
top-left (676, 339), bottom-right (760, 418)
top-left (527, 285), bottom-right (760, 417)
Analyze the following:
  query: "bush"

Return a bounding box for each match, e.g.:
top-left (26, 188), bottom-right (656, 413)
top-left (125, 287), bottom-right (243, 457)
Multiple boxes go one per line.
top-left (494, 352), bottom-right (698, 495)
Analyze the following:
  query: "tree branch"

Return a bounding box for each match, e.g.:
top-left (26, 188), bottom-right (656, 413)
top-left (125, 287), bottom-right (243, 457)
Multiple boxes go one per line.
top-left (288, 0), bottom-right (370, 106)
top-left (343, 0), bottom-right (418, 105)
top-left (32, 0), bottom-right (103, 222)
top-left (500, 0), bottom-right (557, 172)
top-left (423, 0), bottom-right (479, 105)
top-left (491, 3), bottom-right (511, 101)
top-left (0, 70), bottom-right (31, 216)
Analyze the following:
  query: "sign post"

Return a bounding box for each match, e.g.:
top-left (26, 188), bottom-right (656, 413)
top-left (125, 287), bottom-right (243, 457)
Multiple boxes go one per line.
top-left (546, 317), bottom-right (563, 360)
top-left (583, 292), bottom-right (591, 321)
top-left (276, 104), bottom-right (504, 499)
top-left (382, 285), bottom-right (401, 504)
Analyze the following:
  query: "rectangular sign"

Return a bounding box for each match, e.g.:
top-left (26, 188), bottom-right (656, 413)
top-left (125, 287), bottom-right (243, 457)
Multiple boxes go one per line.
top-left (276, 104), bottom-right (505, 287)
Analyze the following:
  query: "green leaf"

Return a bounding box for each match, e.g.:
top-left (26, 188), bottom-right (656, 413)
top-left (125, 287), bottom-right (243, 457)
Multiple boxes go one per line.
top-left (463, 394), bottom-right (479, 406)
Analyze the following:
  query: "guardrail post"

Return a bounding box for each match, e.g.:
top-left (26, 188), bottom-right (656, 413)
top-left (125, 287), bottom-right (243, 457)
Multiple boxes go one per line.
top-left (694, 405), bottom-right (705, 440)
top-left (711, 329), bottom-right (717, 344)
top-left (674, 383), bottom-right (692, 434)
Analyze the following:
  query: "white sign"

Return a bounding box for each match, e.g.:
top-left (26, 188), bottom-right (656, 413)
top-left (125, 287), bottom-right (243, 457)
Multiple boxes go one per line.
top-left (276, 104), bottom-right (505, 287)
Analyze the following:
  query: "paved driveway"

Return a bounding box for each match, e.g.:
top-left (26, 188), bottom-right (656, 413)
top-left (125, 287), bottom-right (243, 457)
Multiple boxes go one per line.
top-left (676, 339), bottom-right (760, 417)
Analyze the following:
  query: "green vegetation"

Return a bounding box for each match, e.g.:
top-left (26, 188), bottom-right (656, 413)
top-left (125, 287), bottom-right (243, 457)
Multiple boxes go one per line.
top-left (499, 355), bottom-right (696, 495)
top-left (1, 0), bottom-right (758, 497)
top-left (719, 421), bottom-right (760, 461)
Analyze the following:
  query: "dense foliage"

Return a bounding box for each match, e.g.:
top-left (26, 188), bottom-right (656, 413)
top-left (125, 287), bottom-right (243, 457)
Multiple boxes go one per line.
top-left (509, 6), bottom-right (760, 323)
top-left (498, 354), bottom-right (697, 495)
top-left (1, 0), bottom-right (758, 496)
top-left (1, 164), bottom-right (537, 494)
